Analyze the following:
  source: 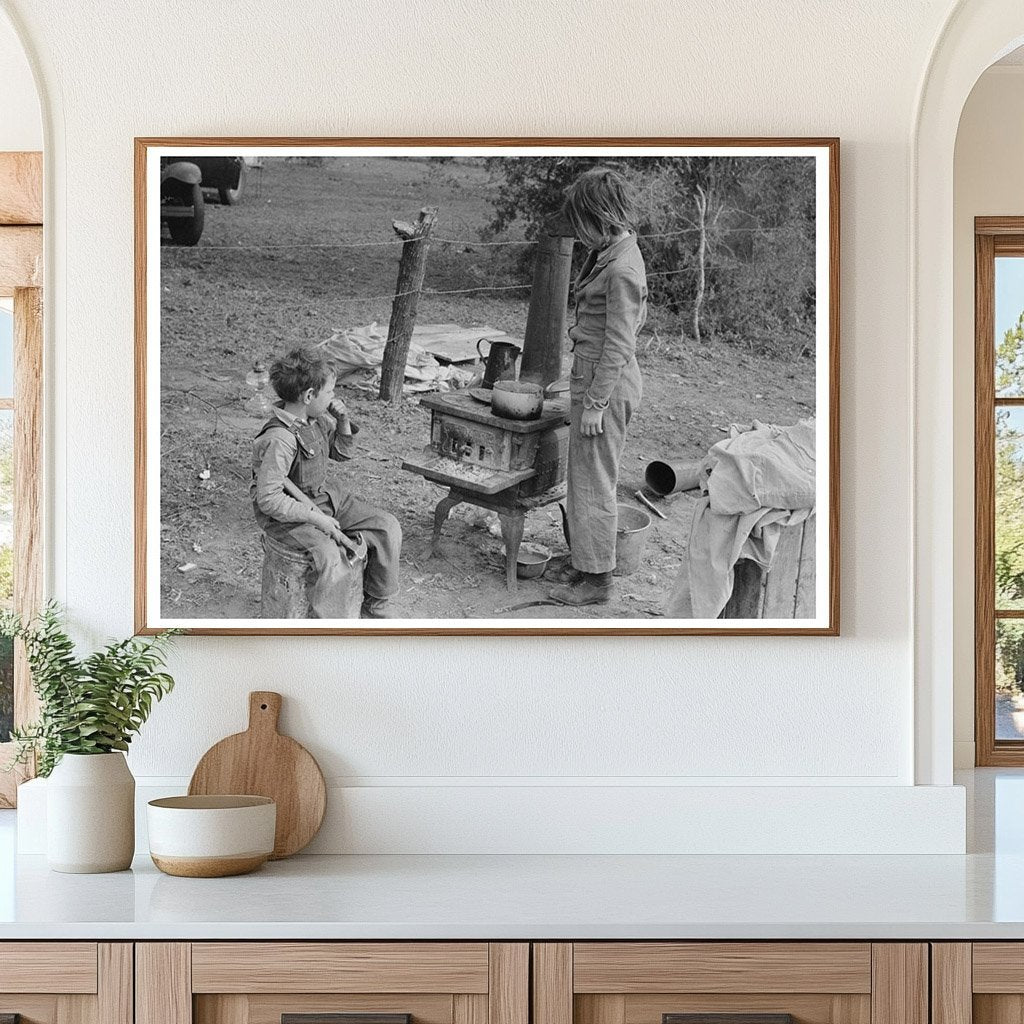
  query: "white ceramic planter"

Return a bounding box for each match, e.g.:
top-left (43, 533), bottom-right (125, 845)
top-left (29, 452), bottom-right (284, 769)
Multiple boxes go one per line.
top-left (46, 752), bottom-right (135, 873)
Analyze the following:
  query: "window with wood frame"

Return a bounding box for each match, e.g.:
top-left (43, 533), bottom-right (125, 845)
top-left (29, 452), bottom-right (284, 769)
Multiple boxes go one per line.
top-left (0, 151), bottom-right (43, 806)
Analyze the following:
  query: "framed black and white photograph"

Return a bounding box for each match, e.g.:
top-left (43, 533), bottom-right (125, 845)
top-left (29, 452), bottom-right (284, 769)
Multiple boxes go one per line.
top-left (135, 137), bottom-right (838, 635)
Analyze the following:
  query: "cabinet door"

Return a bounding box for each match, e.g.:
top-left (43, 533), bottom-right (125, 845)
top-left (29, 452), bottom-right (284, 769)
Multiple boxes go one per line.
top-left (137, 943), bottom-right (528, 1024)
top-left (533, 944), bottom-right (928, 1024)
top-left (0, 943), bottom-right (131, 1024)
top-left (939, 943), bottom-right (1024, 1024)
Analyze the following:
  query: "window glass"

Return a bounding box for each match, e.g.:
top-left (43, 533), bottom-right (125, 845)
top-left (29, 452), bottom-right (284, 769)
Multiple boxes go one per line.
top-left (996, 257), bottom-right (1024, 397)
top-left (997, 620), bottom-right (1024, 740)
top-left (997, 407), bottom-right (1024, 610)
top-left (0, 307), bottom-right (12, 399)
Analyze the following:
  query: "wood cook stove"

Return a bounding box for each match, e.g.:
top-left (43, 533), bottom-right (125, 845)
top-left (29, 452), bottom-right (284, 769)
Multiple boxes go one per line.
top-left (402, 219), bottom-right (575, 590)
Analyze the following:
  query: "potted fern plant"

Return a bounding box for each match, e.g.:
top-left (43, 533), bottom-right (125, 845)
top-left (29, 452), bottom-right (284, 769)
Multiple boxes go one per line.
top-left (1, 603), bottom-right (178, 873)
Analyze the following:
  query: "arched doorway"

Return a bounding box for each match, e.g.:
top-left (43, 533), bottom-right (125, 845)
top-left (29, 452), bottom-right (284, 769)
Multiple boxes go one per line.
top-left (914, 1), bottom-right (1024, 785)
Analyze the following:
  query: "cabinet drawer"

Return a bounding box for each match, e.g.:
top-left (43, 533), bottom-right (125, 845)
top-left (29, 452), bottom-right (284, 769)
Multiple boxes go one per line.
top-left (0, 943), bottom-right (130, 1024)
top-left (0, 942), bottom-right (98, 994)
top-left (191, 944), bottom-right (491, 994)
top-left (572, 944), bottom-right (872, 994)
top-left (534, 944), bottom-right (926, 1024)
top-left (139, 943), bottom-right (528, 1024)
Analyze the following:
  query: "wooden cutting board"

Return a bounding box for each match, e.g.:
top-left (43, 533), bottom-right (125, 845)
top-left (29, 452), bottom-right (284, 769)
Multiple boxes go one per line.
top-left (188, 691), bottom-right (326, 859)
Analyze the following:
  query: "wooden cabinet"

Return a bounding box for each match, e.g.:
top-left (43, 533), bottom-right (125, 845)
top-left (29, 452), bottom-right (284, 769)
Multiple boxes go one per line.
top-left (0, 938), bottom-right (952, 1024)
top-left (136, 944), bottom-right (528, 1024)
top-left (532, 944), bottom-right (928, 1024)
top-left (932, 943), bottom-right (1024, 1024)
top-left (0, 943), bottom-right (132, 1024)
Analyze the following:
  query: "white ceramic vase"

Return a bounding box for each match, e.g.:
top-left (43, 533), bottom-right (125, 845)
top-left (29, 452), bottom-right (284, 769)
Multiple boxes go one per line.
top-left (46, 752), bottom-right (135, 873)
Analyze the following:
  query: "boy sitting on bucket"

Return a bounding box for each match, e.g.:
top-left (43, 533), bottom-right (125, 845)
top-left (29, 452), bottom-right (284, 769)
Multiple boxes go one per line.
top-left (250, 346), bottom-right (402, 619)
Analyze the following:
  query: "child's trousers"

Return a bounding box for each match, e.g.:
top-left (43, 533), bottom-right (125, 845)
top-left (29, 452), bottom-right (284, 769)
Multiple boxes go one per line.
top-left (261, 490), bottom-right (402, 616)
top-left (566, 353), bottom-right (643, 574)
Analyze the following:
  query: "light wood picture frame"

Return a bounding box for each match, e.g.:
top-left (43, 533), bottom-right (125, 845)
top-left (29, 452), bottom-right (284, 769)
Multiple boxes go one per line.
top-left (135, 137), bottom-right (839, 636)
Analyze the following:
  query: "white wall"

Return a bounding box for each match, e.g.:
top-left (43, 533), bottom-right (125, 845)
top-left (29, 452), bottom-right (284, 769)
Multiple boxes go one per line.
top-left (952, 66), bottom-right (1024, 767)
top-left (0, 0), bottom-right (973, 852)
top-left (0, 8), bottom-right (39, 152)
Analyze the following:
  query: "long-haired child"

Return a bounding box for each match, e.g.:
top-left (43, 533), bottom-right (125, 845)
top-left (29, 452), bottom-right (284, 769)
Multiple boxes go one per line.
top-left (551, 167), bottom-right (648, 606)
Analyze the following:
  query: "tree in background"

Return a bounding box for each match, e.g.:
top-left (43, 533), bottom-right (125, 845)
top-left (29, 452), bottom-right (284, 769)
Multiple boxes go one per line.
top-left (483, 154), bottom-right (817, 356)
top-left (994, 312), bottom-right (1024, 692)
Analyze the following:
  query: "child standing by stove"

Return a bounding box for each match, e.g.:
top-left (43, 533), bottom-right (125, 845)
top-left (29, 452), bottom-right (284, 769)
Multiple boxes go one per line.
top-left (550, 167), bottom-right (648, 607)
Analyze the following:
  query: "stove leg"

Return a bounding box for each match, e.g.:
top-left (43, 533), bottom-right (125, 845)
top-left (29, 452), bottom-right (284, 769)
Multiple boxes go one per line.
top-left (497, 512), bottom-right (525, 592)
top-left (431, 492), bottom-right (463, 557)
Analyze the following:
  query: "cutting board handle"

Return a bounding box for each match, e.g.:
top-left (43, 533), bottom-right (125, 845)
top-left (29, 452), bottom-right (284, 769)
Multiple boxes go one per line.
top-left (248, 691), bottom-right (282, 734)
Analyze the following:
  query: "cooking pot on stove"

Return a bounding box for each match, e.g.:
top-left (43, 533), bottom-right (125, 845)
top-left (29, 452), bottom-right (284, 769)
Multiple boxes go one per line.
top-left (491, 380), bottom-right (544, 421)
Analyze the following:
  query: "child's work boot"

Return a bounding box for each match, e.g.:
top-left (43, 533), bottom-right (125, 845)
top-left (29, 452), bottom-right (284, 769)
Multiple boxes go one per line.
top-left (360, 596), bottom-right (391, 619)
top-left (549, 571), bottom-right (614, 606)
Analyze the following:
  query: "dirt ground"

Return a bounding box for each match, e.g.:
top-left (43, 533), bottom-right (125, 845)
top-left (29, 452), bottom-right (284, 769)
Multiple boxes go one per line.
top-left (159, 158), bottom-right (815, 621)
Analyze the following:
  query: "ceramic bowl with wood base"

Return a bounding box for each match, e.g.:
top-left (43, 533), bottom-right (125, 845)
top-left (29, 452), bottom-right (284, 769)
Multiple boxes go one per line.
top-left (147, 795), bottom-right (276, 877)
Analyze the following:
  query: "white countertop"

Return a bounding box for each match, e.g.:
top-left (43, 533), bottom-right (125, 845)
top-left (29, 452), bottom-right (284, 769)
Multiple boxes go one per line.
top-left (0, 849), bottom-right (1022, 940)
top-left (1, 769), bottom-right (1022, 941)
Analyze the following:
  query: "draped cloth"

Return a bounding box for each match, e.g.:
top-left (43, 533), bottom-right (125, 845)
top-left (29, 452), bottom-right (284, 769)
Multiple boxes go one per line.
top-left (666, 418), bottom-right (816, 619)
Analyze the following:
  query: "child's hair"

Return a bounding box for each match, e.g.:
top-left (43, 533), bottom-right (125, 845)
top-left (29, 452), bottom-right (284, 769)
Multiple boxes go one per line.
top-left (268, 346), bottom-right (336, 402)
top-left (562, 167), bottom-right (638, 246)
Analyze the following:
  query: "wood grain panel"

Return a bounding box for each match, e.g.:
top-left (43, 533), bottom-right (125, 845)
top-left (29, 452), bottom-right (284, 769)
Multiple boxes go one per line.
top-left (488, 944), bottom-right (528, 1024)
top-left (98, 945), bottom-right (133, 1024)
top-left (192, 944), bottom-right (489, 994)
top-left (133, 135), bottom-right (148, 634)
top-left (0, 943), bottom-right (97, 993)
top-left (977, 218), bottom-right (1024, 236)
top-left (870, 945), bottom-right (927, 1024)
top-left (576, 996), bottom-right (625, 1024)
top-left (931, 944), bottom-right (971, 1024)
top-left (573, 944), bottom-right (871, 994)
top-left (976, 228), bottom-right (999, 766)
top-left (136, 943), bottom-right (192, 1024)
top-left (831, 995), bottom-right (873, 1024)
top-left (195, 996), bottom-right (248, 1024)
top-left (622, 993), bottom-right (870, 1024)
top-left (0, 995), bottom-right (60, 1024)
top-left (0, 226), bottom-right (42, 295)
top-left (240, 994), bottom-right (454, 1024)
top-left (974, 996), bottom-right (1024, 1024)
top-left (0, 153), bottom-right (42, 225)
top-left (453, 994), bottom-right (487, 1024)
top-left (972, 944), bottom-right (1024, 992)
top-left (56, 993), bottom-right (95, 1024)
top-left (534, 945), bottom-right (572, 1024)
top-left (14, 286), bottom-right (43, 726)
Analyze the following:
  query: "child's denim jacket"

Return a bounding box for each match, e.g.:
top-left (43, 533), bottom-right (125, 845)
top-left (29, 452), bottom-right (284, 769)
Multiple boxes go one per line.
top-left (568, 231), bottom-right (648, 408)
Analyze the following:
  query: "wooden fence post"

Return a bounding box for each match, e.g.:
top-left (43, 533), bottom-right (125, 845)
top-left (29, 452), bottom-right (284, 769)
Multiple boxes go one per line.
top-left (378, 205), bottom-right (438, 402)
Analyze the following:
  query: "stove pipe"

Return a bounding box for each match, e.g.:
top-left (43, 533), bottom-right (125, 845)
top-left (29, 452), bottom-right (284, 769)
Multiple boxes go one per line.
top-left (519, 212), bottom-right (575, 388)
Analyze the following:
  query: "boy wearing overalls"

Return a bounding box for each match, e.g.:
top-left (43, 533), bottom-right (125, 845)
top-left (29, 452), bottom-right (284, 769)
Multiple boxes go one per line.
top-left (251, 346), bottom-right (402, 618)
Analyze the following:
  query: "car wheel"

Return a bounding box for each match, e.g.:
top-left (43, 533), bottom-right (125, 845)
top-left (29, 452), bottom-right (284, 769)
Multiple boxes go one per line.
top-left (218, 162), bottom-right (247, 205)
top-left (167, 184), bottom-right (205, 245)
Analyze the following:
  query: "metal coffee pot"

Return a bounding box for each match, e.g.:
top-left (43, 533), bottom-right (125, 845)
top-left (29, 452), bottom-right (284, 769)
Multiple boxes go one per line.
top-left (477, 338), bottom-right (521, 389)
